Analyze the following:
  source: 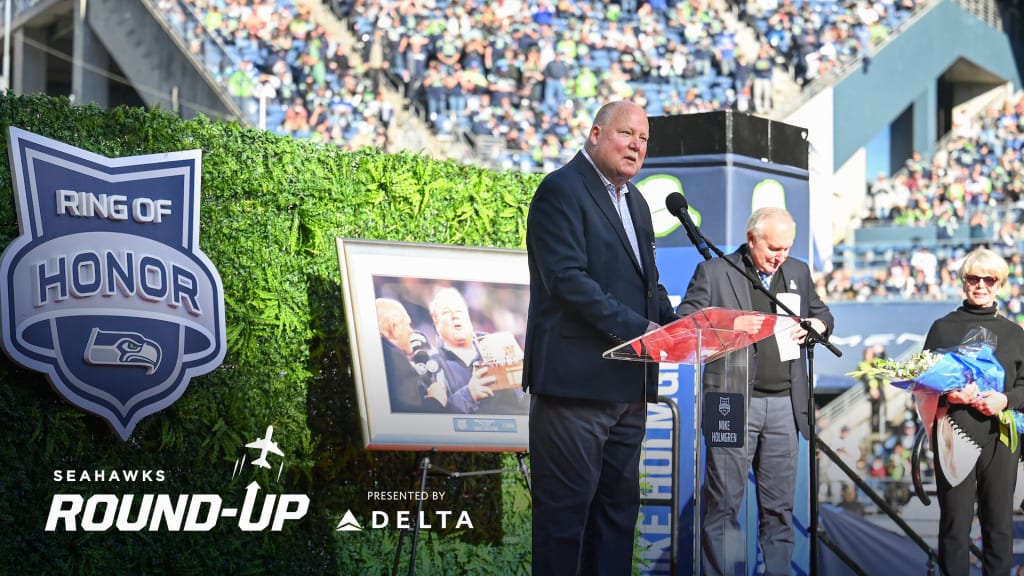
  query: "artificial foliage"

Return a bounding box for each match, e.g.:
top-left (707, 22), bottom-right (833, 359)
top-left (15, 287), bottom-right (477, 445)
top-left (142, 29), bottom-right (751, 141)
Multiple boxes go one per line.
top-left (0, 93), bottom-right (539, 575)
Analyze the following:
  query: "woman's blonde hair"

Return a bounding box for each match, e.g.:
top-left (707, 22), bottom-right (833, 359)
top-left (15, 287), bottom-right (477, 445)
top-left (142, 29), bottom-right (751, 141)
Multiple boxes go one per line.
top-left (958, 247), bottom-right (1009, 286)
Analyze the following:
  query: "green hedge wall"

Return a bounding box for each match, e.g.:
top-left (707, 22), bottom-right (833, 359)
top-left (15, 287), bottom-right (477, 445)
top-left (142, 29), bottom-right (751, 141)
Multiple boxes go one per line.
top-left (0, 93), bottom-right (541, 575)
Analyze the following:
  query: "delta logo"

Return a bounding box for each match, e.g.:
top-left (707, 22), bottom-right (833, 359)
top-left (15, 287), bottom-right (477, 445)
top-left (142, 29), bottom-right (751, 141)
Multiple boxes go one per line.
top-left (46, 425), bottom-right (309, 532)
top-left (0, 127), bottom-right (226, 440)
top-left (337, 490), bottom-right (475, 532)
top-left (336, 509), bottom-right (474, 532)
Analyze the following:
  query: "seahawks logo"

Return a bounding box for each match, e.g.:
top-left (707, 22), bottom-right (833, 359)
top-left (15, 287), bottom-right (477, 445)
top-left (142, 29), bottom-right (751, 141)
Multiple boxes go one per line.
top-left (85, 329), bottom-right (162, 375)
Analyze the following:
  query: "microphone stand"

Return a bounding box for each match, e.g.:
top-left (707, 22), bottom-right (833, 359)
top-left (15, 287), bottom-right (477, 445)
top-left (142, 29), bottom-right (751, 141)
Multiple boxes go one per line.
top-left (693, 230), bottom-right (841, 576)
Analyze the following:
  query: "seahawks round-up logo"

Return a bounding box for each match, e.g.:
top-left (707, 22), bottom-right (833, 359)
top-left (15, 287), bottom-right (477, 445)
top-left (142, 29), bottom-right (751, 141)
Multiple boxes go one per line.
top-left (0, 128), bottom-right (226, 440)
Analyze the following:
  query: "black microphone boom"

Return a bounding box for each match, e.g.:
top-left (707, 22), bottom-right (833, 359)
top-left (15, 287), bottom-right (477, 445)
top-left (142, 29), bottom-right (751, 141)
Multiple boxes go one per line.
top-left (665, 192), bottom-right (713, 260)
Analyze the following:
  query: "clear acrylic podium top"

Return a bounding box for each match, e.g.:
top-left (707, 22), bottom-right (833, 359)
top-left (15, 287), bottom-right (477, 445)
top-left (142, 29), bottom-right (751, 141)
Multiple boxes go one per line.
top-left (603, 307), bottom-right (800, 365)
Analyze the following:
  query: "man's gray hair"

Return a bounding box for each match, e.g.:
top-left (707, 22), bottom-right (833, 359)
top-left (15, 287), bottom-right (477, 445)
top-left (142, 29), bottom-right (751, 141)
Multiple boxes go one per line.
top-left (745, 207), bottom-right (795, 239)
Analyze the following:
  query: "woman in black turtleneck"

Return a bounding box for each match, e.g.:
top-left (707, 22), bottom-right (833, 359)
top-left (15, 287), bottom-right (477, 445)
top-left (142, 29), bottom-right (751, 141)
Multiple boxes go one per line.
top-left (923, 247), bottom-right (1024, 576)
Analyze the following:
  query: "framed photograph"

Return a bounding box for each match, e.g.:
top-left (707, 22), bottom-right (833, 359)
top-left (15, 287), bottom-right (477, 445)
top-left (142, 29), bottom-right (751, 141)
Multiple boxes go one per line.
top-left (337, 238), bottom-right (530, 451)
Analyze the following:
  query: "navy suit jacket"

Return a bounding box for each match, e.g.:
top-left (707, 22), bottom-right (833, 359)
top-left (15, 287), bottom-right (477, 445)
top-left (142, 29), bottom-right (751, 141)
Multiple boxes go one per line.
top-left (675, 247), bottom-right (833, 438)
top-left (524, 152), bottom-right (677, 403)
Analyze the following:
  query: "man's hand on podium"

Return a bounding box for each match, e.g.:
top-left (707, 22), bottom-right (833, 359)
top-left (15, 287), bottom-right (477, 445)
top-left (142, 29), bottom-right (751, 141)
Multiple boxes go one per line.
top-left (733, 314), bottom-right (766, 336)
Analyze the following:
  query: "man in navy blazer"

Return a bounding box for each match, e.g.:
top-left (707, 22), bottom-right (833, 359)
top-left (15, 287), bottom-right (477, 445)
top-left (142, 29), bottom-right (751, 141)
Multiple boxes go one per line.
top-left (676, 207), bottom-right (833, 576)
top-left (524, 101), bottom-right (678, 575)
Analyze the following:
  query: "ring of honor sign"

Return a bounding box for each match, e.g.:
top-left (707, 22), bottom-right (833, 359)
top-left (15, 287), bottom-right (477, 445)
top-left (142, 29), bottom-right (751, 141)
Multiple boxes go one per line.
top-left (0, 128), bottom-right (226, 440)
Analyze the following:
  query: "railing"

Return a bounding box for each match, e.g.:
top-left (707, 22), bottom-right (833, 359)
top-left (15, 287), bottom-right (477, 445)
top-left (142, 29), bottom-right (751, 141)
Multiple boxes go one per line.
top-left (816, 438), bottom-right (943, 574)
top-left (8, 0), bottom-right (48, 20)
top-left (145, 0), bottom-right (259, 126)
top-left (818, 380), bottom-right (871, 430)
top-left (954, 0), bottom-right (1004, 30)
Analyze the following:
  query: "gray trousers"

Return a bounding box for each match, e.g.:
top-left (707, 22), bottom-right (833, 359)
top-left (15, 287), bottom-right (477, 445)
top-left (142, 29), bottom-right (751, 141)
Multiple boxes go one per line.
top-left (702, 395), bottom-right (798, 576)
top-left (529, 394), bottom-right (646, 576)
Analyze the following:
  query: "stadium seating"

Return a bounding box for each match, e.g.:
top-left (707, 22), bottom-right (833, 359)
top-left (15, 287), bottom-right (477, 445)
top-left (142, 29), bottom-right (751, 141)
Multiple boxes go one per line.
top-left (829, 90), bottom-right (1024, 306)
top-left (155, 0), bottom-right (931, 172)
top-left (159, 0), bottom-right (391, 151)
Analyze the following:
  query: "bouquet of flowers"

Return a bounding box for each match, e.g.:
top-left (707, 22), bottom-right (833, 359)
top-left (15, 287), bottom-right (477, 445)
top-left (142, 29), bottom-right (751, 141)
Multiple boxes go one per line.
top-left (851, 327), bottom-right (1024, 490)
top-left (848, 327), bottom-right (1024, 430)
top-left (849, 348), bottom-right (944, 391)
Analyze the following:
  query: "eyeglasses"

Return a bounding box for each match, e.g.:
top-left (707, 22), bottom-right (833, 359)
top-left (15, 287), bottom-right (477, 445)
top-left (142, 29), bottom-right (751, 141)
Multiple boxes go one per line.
top-left (964, 274), bottom-right (999, 287)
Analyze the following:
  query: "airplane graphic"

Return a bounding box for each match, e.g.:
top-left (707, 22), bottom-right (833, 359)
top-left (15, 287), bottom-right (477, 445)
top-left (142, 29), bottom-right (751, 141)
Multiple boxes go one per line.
top-left (245, 425), bottom-right (284, 469)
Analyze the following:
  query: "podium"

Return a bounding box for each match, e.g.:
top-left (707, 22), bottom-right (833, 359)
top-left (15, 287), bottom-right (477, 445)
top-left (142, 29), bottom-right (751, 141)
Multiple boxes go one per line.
top-left (605, 307), bottom-right (800, 575)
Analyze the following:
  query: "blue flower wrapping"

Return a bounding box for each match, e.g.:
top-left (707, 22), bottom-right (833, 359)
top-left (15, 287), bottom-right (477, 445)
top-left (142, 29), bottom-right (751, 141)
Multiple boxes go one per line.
top-left (892, 343), bottom-right (1024, 429)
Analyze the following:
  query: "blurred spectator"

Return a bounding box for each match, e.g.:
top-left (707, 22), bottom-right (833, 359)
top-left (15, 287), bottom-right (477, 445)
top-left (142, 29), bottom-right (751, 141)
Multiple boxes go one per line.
top-left (909, 245), bottom-right (938, 287)
top-left (868, 455), bottom-right (887, 479)
top-left (542, 51), bottom-right (570, 114)
top-left (828, 424), bottom-right (862, 504)
top-left (898, 420), bottom-right (917, 451)
top-left (837, 485), bottom-right (866, 517)
top-left (883, 444), bottom-right (911, 510)
top-left (969, 211), bottom-right (990, 247)
top-left (751, 42), bottom-right (774, 114)
top-left (858, 345), bottom-right (888, 437)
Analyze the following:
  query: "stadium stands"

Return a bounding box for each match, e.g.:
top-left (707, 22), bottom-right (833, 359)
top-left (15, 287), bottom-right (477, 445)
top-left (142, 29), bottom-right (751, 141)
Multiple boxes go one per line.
top-left (743, 0), bottom-right (927, 87)
top-left (158, 0), bottom-right (1024, 313)
top-left (828, 89), bottom-right (1024, 310)
top-left (154, 0), bottom-right (933, 172)
top-left (161, 0), bottom-right (393, 151)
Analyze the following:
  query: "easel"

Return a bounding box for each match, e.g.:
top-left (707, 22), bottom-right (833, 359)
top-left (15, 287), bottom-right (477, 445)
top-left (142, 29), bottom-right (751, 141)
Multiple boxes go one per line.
top-left (390, 449), bottom-right (531, 576)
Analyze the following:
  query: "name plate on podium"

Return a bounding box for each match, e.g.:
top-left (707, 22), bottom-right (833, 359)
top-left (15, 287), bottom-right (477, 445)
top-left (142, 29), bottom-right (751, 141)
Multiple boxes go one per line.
top-left (703, 392), bottom-right (745, 448)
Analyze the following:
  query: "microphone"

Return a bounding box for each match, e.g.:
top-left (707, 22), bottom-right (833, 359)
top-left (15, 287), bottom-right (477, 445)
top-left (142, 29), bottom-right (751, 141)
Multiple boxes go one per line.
top-left (409, 331), bottom-right (440, 379)
top-left (665, 192), bottom-right (712, 260)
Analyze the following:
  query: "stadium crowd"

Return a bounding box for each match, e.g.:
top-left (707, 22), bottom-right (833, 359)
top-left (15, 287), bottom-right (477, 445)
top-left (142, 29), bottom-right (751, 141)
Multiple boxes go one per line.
top-left (157, 0), bottom-right (1024, 312)
top-left (819, 410), bottom-right (926, 514)
top-left (821, 90), bottom-right (1024, 318)
top-left (155, 0), bottom-right (930, 171)
top-left (158, 0), bottom-right (395, 151)
top-left (154, 0), bottom-right (1024, 329)
top-left (341, 0), bottom-right (928, 170)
